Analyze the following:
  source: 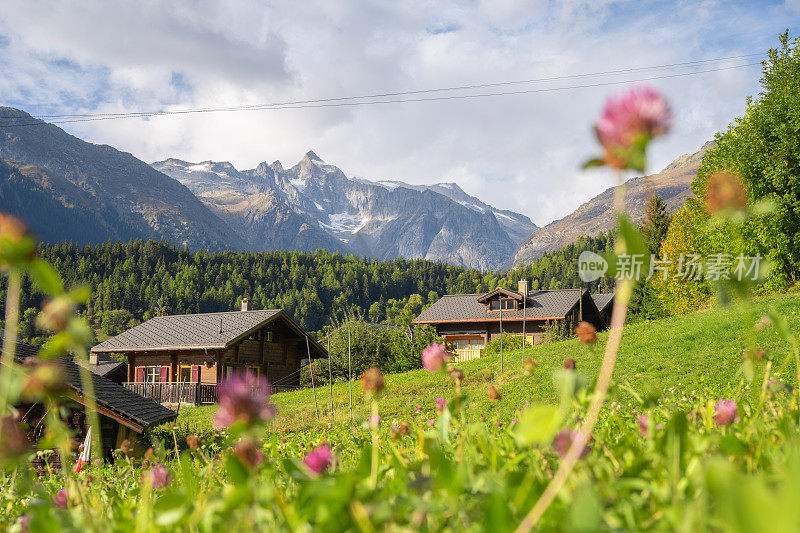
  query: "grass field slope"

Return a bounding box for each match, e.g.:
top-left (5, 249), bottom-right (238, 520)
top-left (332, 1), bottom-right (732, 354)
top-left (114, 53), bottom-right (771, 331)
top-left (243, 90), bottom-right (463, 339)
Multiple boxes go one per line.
top-left (165, 289), bottom-right (800, 445)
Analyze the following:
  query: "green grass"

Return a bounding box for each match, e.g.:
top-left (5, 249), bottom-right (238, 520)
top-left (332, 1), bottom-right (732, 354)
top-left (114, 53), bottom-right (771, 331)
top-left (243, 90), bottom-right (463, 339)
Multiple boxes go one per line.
top-left (166, 289), bottom-right (800, 439)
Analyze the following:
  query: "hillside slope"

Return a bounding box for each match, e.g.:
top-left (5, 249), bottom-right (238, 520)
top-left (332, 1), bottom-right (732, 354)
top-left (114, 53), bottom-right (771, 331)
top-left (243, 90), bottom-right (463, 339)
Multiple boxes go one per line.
top-left (170, 290), bottom-right (799, 436)
top-left (513, 142), bottom-right (713, 265)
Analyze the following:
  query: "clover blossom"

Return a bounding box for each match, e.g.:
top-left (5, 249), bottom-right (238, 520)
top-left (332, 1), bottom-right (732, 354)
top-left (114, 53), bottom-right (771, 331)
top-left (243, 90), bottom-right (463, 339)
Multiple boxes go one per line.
top-left (214, 372), bottom-right (277, 428)
top-left (421, 343), bottom-right (450, 371)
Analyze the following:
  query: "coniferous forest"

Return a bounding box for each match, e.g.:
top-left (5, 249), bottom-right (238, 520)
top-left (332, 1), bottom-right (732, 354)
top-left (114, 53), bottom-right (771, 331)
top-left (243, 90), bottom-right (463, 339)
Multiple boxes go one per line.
top-left (0, 234), bottom-right (615, 344)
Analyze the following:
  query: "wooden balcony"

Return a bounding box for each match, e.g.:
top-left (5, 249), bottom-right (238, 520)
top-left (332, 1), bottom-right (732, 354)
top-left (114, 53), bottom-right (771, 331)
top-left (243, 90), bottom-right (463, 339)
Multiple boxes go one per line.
top-left (451, 348), bottom-right (482, 363)
top-left (124, 382), bottom-right (218, 405)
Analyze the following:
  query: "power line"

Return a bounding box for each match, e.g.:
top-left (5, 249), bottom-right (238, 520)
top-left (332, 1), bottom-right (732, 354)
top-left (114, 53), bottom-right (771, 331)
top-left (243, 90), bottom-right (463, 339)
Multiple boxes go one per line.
top-left (0, 57), bottom-right (763, 128)
top-left (0, 52), bottom-right (764, 121)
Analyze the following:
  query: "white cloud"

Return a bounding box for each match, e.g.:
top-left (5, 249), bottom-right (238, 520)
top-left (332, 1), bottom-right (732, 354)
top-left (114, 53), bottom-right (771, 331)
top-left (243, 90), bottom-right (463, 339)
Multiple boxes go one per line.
top-left (0, 0), bottom-right (797, 226)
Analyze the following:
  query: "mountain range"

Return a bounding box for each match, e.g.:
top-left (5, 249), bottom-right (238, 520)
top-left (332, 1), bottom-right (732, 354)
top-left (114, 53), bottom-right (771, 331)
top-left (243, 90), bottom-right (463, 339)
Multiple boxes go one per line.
top-left (0, 106), bottom-right (707, 270)
top-left (152, 152), bottom-right (537, 270)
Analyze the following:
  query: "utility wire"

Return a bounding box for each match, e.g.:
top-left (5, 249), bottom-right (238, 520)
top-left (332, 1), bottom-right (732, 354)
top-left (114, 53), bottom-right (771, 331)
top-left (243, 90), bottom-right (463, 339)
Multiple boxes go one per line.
top-left (0, 52), bottom-right (764, 121)
top-left (0, 57), bottom-right (762, 128)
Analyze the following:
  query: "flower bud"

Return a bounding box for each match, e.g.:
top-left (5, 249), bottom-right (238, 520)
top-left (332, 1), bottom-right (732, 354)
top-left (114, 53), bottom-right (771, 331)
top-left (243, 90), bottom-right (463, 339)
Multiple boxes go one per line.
top-left (705, 172), bottom-right (747, 214)
top-left (361, 366), bottom-right (385, 395)
top-left (574, 322), bottom-right (597, 344)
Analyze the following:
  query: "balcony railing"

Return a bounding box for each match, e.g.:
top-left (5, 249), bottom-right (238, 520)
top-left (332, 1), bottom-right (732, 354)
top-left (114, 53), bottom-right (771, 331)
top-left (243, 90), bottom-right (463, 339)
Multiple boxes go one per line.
top-left (451, 348), bottom-right (482, 364)
top-left (124, 382), bottom-right (218, 405)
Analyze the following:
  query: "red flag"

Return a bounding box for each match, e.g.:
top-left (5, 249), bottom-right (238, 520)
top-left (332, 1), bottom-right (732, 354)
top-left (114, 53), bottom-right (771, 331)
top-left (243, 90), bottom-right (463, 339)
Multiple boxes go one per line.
top-left (73, 427), bottom-right (92, 473)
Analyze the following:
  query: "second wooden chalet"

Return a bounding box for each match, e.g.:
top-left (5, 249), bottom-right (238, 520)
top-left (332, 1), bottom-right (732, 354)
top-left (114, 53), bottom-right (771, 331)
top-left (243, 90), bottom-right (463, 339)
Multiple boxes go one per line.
top-left (90, 299), bottom-right (327, 405)
top-left (414, 281), bottom-right (608, 361)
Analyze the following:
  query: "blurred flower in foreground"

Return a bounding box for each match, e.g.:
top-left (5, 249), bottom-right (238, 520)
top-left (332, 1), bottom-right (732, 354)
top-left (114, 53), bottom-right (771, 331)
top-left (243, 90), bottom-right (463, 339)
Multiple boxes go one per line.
top-left (148, 464), bottom-right (173, 489)
top-left (574, 322), bottom-right (597, 344)
top-left (234, 440), bottom-right (265, 469)
top-left (552, 429), bottom-right (591, 459)
top-left (487, 385), bottom-right (501, 401)
top-left (186, 435), bottom-right (200, 450)
top-left (448, 367), bottom-right (464, 384)
top-left (0, 415), bottom-right (28, 460)
top-left (303, 443), bottom-right (332, 475)
top-left (52, 488), bottom-right (68, 509)
top-left (523, 358), bottom-right (537, 375)
top-left (586, 86), bottom-right (671, 172)
top-left (435, 396), bottom-right (446, 413)
top-left (21, 358), bottom-right (67, 401)
top-left (713, 399), bottom-right (738, 426)
top-left (0, 213), bottom-right (35, 267)
top-left (361, 366), bottom-right (385, 395)
top-left (369, 414), bottom-right (381, 427)
top-left (637, 414), bottom-right (649, 437)
top-left (214, 373), bottom-right (277, 428)
top-left (563, 358), bottom-right (577, 371)
top-left (705, 172), bottom-right (747, 214)
top-left (421, 343), bottom-right (450, 371)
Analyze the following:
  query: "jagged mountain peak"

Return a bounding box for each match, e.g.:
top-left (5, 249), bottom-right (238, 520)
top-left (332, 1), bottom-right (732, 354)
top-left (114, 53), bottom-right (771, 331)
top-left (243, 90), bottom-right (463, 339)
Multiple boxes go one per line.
top-left (302, 150), bottom-right (324, 164)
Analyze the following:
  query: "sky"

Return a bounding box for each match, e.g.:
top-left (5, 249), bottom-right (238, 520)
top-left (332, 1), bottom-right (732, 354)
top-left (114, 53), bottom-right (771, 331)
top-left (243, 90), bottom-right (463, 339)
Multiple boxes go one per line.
top-left (1, 1), bottom-right (798, 227)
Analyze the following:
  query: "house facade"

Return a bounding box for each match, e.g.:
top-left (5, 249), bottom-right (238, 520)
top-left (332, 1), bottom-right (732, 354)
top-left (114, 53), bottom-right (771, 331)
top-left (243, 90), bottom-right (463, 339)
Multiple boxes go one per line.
top-left (413, 281), bottom-right (607, 361)
top-left (90, 299), bottom-right (327, 405)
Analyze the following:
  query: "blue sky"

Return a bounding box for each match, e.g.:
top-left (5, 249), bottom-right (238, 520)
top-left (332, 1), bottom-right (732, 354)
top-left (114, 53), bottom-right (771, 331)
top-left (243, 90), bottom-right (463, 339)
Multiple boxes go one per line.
top-left (1, 1), bottom-right (798, 225)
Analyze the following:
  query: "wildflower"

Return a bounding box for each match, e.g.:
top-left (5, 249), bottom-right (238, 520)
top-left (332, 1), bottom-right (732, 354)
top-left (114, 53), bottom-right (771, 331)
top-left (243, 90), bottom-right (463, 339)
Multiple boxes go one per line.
top-left (421, 343), bottom-right (450, 371)
top-left (415, 406), bottom-right (422, 413)
top-left (594, 86), bottom-right (671, 169)
top-left (369, 414), bottom-right (381, 427)
top-left (705, 172), bottom-right (747, 214)
top-left (427, 419), bottom-right (435, 426)
top-left (0, 213), bottom-right (35, 265)
top-left (551, 429), bottom-right (591, 459)
top-left (119, 439), bottom-right (132, 456)
top-left (637, 414), bottom-right (649, 437)
top-left (448, 367), bottom-right (465, 384)
top-left (487, 385), bottom-right (501, 401)
top-left (186, 435), bottom-right (200, 450)
top-left (0, 415), bottom-right (28, 460)
top-left (303, 444), bottom-right (332, 475)
top-left (36, 296), bottom-right (75, 332)
top-left (755, 316), bottom-right (771, 330)
top-left (53, 488), bottom-right (68, 509)
top-left (522, 402), bottom-right (529, 408)
top-left (93, 458), bottom-right (102, 466)
top-left (214, 372), bottom-right (277, 428)
top-left (511, 418), bottom-right (518, 424)
top-left (233, 440), bottom-right (265, 469)
top-left (574, 322), bottom-right (597, 344)
top-left (435, 396), bottom-right (447, 413)
top-left (523, 358), bottom-right (537, 375)
top-left (20, 515), bottom-right (29, 532)
top-left (398, 420), bottom-right (410, 435)
top-left (563, 358), bottom-right (577, 371)
top-left (361, 367), bottom-right (385, 395)
top-left (713, 399), bottom-right (738, 426)
top-left (21, 358), bottom-right (67, 401)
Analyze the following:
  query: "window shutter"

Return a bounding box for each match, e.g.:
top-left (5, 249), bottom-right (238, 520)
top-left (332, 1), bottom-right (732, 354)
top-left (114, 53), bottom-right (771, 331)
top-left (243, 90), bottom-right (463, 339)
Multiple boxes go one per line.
top-left (191, 365), bottom-right (200, 383)
top-left (135, 367), bottom-right (144, 383)
top-left (159, 366), bottom-right (169, 383)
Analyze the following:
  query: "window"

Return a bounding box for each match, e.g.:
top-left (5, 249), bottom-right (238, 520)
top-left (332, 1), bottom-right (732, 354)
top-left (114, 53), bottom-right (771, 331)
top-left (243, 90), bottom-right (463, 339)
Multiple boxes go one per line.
top-left (265, 331), bottom-right (274, 342)
top-left (451, 338), bottom-right (485, 350)
top-left (144, 367), bottom-right (160, 383)
top-left (179, 366), bottom-right (192, 383)
top-left (490, 298), bottom-right (515, 311)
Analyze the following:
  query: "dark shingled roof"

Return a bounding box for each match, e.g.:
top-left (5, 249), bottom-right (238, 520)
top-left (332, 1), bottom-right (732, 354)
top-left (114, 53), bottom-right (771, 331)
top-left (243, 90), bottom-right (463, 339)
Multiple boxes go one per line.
top-left (2, 331), bottom-right (176, 431)
top-left (592, 293), bottom-right (615, 314)
top-left (75, 353), bottom-right (126, 378)
top-left (415, 289), bottom-right (586, 323)
top-left (91, 309), bottom-right (282, 353)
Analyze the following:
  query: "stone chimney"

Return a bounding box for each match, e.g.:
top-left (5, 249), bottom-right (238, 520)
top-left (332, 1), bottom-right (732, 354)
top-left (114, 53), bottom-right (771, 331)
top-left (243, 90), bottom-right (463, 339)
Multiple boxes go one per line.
top-left (518, 279), bottom-right (529, 295)
top-left (241, 298), bottom-right (250, 312)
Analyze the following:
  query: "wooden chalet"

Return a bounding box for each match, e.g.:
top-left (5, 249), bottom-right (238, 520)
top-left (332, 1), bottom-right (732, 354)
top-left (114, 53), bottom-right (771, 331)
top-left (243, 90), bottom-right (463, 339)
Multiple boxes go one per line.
top-left (2, 332), bottom-right (177, 461)
top-left (90, 299), bottom-right (327, 405)
top-left (413, 281), bottom-right (608, 362)
top-left (592, 293), bottom-right (615, 329)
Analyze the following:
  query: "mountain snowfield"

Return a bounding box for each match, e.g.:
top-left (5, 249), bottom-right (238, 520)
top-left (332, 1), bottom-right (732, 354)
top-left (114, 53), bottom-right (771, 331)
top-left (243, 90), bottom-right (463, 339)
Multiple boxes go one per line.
top-left (153, 151), bottom-right (537, 270)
